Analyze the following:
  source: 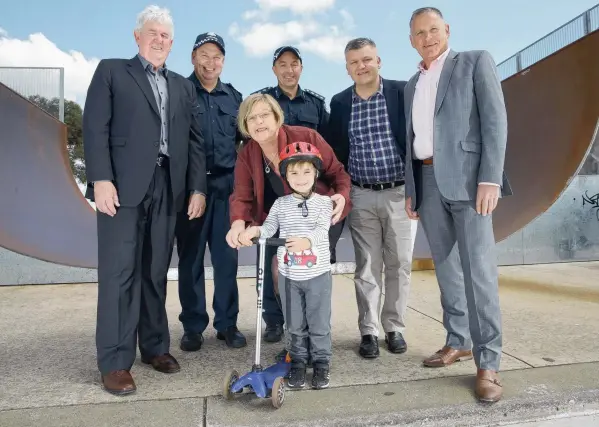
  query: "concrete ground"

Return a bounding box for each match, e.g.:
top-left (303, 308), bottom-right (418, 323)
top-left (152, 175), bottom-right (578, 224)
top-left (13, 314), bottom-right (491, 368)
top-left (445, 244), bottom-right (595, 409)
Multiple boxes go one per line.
top-left (0, 261), bottom-right (598, 426)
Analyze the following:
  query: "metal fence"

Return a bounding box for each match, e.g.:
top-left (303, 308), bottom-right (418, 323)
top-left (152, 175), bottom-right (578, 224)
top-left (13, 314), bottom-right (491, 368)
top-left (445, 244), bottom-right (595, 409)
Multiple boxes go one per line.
top-left (0, 66), bottom-right (64, 121)
top-left (497, 3), bottom-right (599, 80)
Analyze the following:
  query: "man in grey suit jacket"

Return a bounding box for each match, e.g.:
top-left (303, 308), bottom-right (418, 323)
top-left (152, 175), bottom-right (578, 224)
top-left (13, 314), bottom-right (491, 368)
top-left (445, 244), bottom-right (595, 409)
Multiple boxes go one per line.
top-left (403, 7), bottom-right (512, 403)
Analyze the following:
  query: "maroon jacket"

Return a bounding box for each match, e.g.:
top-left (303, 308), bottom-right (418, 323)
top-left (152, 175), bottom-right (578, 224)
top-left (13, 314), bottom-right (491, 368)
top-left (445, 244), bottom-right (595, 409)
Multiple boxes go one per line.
top-left (230, 125), bottom-right (352, 226)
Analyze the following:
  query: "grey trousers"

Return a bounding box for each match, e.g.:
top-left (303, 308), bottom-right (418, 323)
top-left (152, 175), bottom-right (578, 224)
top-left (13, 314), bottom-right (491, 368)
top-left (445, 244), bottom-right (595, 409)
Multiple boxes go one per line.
top-left (417, 165), bottom-right (502, 371)
top-left (348, 184), bottom-right (413, 337)
top-left (279, 271), bottom-right (332, 367)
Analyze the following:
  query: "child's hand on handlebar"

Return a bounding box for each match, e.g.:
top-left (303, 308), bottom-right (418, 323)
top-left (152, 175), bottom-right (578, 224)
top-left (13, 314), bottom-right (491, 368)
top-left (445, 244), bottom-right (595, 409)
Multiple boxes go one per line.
top-left (285, 237), bottom-right (311, 253)
top-left (239, 226), bottom-right (260, 247)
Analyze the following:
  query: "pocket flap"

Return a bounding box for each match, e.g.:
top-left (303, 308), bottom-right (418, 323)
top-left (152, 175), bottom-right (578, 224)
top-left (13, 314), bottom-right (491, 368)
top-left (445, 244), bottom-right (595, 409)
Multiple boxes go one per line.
top-left (109, 137), bottom-right (127, 146)
top-left (460, 140), bottom-right (481, 153)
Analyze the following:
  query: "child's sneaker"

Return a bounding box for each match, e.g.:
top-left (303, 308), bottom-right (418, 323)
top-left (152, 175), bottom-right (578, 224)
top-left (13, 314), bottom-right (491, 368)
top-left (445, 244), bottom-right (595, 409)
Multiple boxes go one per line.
top-left (287, 365), bottom-right (306, 388)
top-left (311, 365), bottom-right (330, 390)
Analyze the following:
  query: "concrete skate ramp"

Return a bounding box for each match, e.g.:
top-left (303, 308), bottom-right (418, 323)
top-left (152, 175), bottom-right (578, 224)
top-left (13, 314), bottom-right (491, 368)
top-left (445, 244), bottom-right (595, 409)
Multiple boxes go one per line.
top-left (1, 29), bottom-right (598, 268)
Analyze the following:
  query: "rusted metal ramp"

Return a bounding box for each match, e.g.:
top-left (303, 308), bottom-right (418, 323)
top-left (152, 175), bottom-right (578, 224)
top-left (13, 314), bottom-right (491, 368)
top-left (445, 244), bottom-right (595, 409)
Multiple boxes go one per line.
top-left (1, 29), bottom-right (599, 268)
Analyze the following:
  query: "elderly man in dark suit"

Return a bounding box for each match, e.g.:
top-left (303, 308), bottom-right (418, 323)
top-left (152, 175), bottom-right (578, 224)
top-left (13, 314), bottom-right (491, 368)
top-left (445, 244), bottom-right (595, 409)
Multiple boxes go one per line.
top-left (325, 37), bottom-right (414, 360)
top-left (83, 5), bottom-right (207, 395)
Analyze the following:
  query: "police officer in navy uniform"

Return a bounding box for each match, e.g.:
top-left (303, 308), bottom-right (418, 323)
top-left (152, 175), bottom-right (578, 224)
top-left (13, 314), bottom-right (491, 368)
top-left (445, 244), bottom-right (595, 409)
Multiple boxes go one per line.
top-left (175, 32), bottom-right (246, 351)
top-left (252, 46), bottom-right (329, 135)
top-left (252, 46), bottom-right (332, 346)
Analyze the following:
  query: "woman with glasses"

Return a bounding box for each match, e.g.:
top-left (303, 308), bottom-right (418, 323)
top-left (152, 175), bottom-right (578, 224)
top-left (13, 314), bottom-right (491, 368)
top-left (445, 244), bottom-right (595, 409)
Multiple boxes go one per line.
top-left (225, 93), bottom-right (351, 363)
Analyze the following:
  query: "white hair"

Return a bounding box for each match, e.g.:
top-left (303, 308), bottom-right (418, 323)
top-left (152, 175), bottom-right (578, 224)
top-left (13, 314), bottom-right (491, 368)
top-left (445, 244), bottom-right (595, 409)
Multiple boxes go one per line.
top-left (135, 5), bottom-right (174, 39)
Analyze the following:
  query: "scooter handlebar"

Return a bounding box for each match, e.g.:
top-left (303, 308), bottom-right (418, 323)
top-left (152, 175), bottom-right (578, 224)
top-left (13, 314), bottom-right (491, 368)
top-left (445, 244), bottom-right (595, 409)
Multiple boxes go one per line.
top-left (251, 237), bottom-right (287, 247)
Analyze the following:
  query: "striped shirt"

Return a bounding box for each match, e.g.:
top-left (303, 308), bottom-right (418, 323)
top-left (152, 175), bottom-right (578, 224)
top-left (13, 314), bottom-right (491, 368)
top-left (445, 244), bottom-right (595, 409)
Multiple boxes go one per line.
top-left (259, 193), bottom-right (333, 281)
top-left (348, 78), bottom-right (404, 184)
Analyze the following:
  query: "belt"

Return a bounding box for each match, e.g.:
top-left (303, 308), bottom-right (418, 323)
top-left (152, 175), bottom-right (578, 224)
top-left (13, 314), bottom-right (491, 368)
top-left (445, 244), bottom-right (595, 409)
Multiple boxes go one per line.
top-left (206, 167), bottom-right (235, 177)
top-left (157, 153), bottom-right (169, 166)
top-left (422, 158), bottom-right (433, 165)
top-left (351, 180), bottom-right (404, 191)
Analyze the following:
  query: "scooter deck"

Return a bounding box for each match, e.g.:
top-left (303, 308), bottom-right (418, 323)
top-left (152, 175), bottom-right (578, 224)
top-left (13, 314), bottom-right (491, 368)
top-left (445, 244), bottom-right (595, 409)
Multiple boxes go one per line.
top-left (230, 360), bottom-right (291, 398)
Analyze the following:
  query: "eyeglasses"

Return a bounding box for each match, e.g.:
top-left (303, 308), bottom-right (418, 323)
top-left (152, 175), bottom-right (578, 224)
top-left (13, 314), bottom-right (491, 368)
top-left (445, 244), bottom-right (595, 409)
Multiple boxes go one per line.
top-left (247, 111), bottom-right (273, 124)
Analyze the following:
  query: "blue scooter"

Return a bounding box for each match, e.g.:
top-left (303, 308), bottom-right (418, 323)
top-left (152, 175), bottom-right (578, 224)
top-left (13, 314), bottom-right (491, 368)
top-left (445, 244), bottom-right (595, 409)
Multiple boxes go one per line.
top-left (222, 237), bottom-right (290, 409)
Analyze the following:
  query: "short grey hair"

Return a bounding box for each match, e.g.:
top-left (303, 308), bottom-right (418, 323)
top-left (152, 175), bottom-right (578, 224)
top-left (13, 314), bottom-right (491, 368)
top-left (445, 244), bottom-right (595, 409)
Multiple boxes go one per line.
top-left (135, 5), bottom-right (174, 39)
top-left (344, 37), bottom-right (376, 54)
top-left (409, 7), bottom-right (444, 27)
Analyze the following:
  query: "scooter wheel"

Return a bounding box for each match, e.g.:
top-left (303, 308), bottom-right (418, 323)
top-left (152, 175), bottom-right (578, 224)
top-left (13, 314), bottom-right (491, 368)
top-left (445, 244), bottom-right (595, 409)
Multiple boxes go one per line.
top-left (271, 376), bottom-right (285, 409)
top-left (223, 369), bottom-right (239, 400)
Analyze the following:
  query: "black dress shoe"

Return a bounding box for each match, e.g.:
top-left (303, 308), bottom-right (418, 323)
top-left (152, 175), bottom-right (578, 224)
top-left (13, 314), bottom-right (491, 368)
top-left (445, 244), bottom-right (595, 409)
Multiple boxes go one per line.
top-left (359, 334), bottom-right (380, 359)
top-left (180, 332), bottom-right (204, 352)
top-left (263, 323), bottom-right (284, 343)
top-left (217, 326), bottom-right (247, 348)
top-left (385, 331), bottom-right (408, 354)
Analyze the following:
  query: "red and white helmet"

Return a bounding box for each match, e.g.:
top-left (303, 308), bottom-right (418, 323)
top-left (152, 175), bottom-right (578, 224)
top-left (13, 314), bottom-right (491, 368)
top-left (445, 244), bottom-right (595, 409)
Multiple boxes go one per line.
top-left (278, 142), bottom-right (323, 179)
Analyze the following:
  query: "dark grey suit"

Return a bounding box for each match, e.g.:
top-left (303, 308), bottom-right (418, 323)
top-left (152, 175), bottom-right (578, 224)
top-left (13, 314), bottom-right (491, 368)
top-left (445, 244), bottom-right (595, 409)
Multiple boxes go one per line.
top-left (83, 55), bottom-right (207, 374)
top-left (404, 49), bottom-right (511, 371)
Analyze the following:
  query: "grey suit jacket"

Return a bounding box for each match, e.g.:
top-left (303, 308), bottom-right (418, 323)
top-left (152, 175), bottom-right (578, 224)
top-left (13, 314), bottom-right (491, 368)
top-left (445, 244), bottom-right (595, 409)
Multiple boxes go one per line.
top-left (404, 49), bottom-right (512, 210)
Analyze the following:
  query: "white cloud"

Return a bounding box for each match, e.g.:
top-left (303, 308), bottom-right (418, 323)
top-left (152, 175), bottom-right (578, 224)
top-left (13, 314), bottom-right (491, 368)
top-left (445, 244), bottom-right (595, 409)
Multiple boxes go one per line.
top-left (230, 6), bottom-right (354, 63)
top-left (339, 9), bottom-right (355, 30)
top-left (0, 29), bottom-right (99, 105)
top-left (254, 0), bottom-right (335, 14)
top-left (230, 20), bottom-right (321, 57)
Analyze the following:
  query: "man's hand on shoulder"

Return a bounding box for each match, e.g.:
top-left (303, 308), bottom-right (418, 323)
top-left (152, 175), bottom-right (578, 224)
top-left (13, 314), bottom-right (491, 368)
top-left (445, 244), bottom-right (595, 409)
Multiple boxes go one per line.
top-left (188, 192), bottom-right (206, 219)
top-left (94, 181), bottom-right (120, 217)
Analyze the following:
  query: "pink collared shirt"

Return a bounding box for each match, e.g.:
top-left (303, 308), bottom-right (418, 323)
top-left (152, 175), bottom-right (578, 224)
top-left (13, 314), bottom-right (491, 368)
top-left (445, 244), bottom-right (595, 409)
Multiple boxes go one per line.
top-left (411, 47), bottom-right (450, 160)
top-left (411, 47), bottom-right (498, 187)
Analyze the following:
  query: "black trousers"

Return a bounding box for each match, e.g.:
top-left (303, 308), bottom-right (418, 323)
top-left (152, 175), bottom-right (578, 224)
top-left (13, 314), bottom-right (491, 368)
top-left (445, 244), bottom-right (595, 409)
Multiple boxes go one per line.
top-left (261, 218), bottom-right (345, 326)
top-left (96, 160), bottom-right (175, 374)
top-left (175, 172), bottom-right (239, 334)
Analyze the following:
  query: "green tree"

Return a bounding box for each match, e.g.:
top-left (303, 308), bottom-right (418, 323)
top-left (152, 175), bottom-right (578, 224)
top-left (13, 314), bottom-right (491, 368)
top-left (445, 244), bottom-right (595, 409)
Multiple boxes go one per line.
top-left (28, 95), bottom-right (87, 184)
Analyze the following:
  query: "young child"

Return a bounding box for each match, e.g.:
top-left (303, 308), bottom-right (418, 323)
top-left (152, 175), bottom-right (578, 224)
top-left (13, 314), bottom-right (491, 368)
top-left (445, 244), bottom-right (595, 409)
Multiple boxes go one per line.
top-left (239, 141), bottom-right (333, 390)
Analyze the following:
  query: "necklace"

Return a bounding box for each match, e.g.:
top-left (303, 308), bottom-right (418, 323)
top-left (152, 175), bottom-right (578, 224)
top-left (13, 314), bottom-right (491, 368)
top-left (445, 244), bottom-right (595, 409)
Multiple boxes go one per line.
top-left (262, 149), bottom-right (279, 173)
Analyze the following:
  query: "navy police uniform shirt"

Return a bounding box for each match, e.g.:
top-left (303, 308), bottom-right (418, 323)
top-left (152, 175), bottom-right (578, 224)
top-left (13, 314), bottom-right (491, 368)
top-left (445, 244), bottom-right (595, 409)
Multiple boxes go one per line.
top-left (252, 85), bottom-right (329, 134)
top-left (188, 73), bottom-right (243, 174)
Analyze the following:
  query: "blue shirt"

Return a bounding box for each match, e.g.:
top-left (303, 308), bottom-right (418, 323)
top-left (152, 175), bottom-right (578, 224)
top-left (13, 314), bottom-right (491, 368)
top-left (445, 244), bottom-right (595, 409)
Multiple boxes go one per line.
top-left (252, 85), bottom-right (329, 134)
top-left (188, 73), bottom-right (243, 173)
top-left (137, 54), bottom-right (169, 156)
top-left (348, 79), bottom-right (404, 184)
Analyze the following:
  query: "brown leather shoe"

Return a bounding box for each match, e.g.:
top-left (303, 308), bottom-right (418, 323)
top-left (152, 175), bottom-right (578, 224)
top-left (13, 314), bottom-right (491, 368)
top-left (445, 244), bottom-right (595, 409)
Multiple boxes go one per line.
top-left (423, 346), bottom-right (473, 367)
top-left (475, 369), bottom-right (503, 403)
top-left (141, 353), bottom-right (181, 373)
top-left (101, 370), bottom-right (136, 395)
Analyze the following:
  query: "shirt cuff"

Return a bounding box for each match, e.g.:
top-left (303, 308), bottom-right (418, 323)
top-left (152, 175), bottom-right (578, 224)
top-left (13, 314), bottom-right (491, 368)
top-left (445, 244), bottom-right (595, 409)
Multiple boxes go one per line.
top-left (478, 182), bottom-right (500, 187)
top-left (191, 190), bottom-right (206, 196)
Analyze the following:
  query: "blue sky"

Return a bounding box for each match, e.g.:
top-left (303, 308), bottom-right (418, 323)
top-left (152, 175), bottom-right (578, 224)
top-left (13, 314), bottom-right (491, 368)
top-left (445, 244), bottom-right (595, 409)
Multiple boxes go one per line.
top-left (1, 0), bottom-right (598, 105)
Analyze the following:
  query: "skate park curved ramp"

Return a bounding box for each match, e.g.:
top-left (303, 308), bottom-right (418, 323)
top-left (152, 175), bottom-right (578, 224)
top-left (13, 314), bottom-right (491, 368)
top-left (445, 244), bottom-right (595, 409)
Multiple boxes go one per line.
top-left (0, 83), bottom-right (97, 268)
top-left (1, 28), bottom-right (599, 268)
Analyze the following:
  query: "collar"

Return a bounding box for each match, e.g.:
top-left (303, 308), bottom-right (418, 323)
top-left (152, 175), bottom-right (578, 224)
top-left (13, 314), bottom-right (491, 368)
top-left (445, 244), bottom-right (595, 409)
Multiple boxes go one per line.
top-left (352, 75), bottom-right (384, 101)
top-left (275, 85), bottom-right (304, 100)
top-left (417, 46), bottom-right (450, 73)
top-left (137, 53), bottom-right (168, 76)
top-left (188, 72), bottom-right (225, 93)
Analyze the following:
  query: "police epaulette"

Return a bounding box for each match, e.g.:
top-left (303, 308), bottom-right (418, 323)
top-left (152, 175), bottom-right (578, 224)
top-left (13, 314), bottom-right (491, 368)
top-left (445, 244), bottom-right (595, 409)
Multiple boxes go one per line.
top-left (224, 82), bottom-right (243, 99)
top-left (305, 89), bottom-right (325, 102)
top-left (250, 87), bottom-right (272, 95)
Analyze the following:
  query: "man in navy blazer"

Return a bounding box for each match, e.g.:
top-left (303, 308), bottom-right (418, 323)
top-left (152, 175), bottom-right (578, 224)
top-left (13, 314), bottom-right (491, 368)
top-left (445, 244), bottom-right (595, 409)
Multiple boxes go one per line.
top-left (325, 37), bottom-right (414, 359)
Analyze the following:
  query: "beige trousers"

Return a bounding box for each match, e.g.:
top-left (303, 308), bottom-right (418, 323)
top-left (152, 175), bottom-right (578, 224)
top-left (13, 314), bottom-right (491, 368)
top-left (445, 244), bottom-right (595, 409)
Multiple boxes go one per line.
top-left (348, 184), bottom-right (414, 336)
